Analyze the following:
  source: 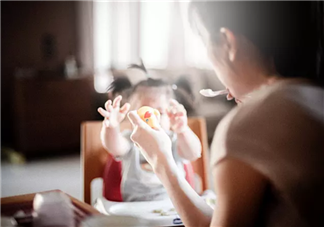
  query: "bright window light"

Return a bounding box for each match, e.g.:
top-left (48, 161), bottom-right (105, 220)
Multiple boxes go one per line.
top-left (93, 1), bottom-right (111, 71)
top-left (94, 71), bottom-right (113, 94)
top-left (140, 2), bottom-right (171, 69)
top-left (113, 2), bottom-right (132, 69)
top-left (92, 1), bottom-right (213, 93)
top-left (180, 2), bottom-right (213, 69)
top-left (93, 1), bottom-right (113, 93)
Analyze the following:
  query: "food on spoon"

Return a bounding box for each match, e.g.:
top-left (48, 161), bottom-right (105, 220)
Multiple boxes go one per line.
top-left (199, 89), bottom-right (228, 97)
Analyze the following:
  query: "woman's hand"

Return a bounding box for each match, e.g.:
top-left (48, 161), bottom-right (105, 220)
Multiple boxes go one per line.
top-left (127, 111), bottom-right (174, 170)
top-left (167, 99), bottom-right (188, 134)
top-left (97, 95), bottom-right (130, 128)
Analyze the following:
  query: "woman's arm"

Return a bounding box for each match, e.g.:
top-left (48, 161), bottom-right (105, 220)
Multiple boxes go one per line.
top-left (128, 111), bottom-right (213, 227)
top-left (155, 156), bottom-right (213, 227)
top-left (211, 158), bottom-right (268, 227)
top-left (177, 126), bottom-right (202, 161)
top-left (156, 154), bottom-right (268, 227)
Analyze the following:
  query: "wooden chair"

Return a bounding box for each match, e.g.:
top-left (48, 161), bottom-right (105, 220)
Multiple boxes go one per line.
top-left (81, 117), bottom-right (210, 204)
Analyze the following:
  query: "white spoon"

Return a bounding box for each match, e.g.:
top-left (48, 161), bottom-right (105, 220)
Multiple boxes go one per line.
top-left (199, 89), bottom-right (228, 97)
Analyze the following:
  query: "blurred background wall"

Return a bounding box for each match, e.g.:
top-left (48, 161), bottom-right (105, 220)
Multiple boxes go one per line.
top-left (1, 1), bottom-right (232, 160)
top-left (2, 1), bottom-right (78, 147)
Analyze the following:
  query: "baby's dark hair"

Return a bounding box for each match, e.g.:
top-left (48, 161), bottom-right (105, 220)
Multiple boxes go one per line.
top-left (107, 61), bottom-right (196, 114)
top-left (107, 60), bottom-right (173, 99)
top-left (107, 77), bottom-right (174, 100)
top-left (107, 76), bottom-right (132, 97)
top-left (133, 78), bottom-right (171, 92)
top-left (128, 60), bottom-right (172, 93)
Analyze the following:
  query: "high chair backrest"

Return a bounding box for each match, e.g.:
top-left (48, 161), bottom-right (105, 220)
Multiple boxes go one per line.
top-left (81, 117), bottom-right (209, 204)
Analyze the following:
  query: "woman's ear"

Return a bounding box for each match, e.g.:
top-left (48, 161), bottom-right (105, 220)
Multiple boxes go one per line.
top-left (220, 27), bottom-right (237, 62)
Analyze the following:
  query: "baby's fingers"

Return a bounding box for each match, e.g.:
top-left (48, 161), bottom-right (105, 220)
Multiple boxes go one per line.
top-left (98, 107), bottom-right (110, 118)
top-left (105, 100), bottom-right (113, 112)
top-left (176, 103), bottom-right (186, 113)
top-left (168, 99), bottom-right (187, 115)
top-left (174, 112), bottom-right (185, 117)
top-left (113, 95), bottom-right (122, 108)
top-left (169, 98), bottom-right (180, 107)
top-left (120, 103), bottom-right (131, 114)
top-left (167, 107), bottom-right (177, 117)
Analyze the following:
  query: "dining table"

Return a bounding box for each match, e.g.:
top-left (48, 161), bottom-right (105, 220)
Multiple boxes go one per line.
top-left (1, 189), bottom-right (185, 227)
top-left (1, 189), bottom-right (101, 226)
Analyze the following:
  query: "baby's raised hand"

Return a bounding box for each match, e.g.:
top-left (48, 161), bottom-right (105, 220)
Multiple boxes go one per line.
top-left (167, 99), bottom-right (188, 134)
top-left (97, 95), bottom-right (131, 128)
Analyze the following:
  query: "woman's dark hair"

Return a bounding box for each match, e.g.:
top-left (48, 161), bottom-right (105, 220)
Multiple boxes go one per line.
top-left (189, 1), bottom-right (323, 83)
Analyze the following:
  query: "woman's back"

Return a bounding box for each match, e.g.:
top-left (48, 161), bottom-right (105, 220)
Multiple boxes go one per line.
top-left (211, 80), bottom-right (324, 226)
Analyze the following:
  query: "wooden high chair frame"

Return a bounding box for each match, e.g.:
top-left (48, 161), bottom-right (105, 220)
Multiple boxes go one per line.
top-left (81, 117), bottom-right (210, 204)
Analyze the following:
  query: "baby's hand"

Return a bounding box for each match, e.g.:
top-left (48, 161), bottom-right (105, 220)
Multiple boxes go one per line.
top-left (97, 95), bottom-right (131, 128)
top-left (167, 99), bottom-right (188, 134)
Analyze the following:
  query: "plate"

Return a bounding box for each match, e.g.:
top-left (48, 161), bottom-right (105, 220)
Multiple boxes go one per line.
top-left (92, 197), bottom-right (183, 226)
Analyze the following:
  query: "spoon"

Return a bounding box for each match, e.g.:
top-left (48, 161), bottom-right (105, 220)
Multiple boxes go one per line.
top-left (199, 89), bottom-right (228, 97)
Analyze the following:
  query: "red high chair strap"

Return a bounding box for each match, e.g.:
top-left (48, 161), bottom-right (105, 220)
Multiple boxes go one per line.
top-left (102, 156), bottom-right (123, 202)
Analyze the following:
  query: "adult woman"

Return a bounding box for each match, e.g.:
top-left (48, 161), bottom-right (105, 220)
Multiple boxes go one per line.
top-left (128, 2), bottom-right (324, 227)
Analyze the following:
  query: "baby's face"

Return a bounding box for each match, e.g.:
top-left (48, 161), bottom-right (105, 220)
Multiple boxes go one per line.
top-left (134, 93), bottom-right (171, 131)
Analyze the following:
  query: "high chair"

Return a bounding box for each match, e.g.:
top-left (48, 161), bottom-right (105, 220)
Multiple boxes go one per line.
top-left (81, 117), bottom-right (210, 204)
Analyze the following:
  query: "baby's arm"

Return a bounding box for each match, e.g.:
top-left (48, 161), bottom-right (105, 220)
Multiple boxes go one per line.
top-left (100, 124), bottom-right (130, 157)
top-left (98, 96), bottom-right (131, 157)
top-left (176, 127), bottom-right (202, 161)
top-left (167, 99), bottom-right (201, 161)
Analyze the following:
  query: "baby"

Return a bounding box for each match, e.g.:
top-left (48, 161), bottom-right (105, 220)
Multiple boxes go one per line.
top-left (98, 68), bottom-right (201, 202)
